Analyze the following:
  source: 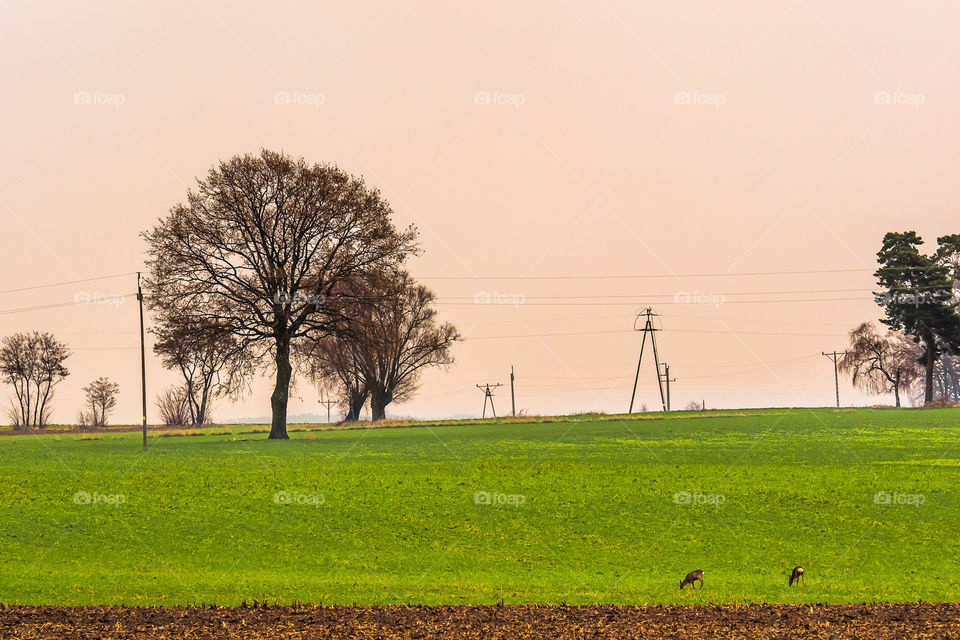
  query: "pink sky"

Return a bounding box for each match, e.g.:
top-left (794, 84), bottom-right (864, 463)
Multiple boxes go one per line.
top-left (1, 1), bottom-right (958, 422)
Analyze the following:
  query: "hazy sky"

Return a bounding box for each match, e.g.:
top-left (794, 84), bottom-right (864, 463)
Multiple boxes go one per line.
top-left (1, 1), bottom-right (957, 423)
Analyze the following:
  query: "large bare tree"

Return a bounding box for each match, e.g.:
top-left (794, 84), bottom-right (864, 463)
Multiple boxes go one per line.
top-left (0, 331), bottom-right (70, 428)
top-left (301, 270), bottom-right (459, 421)
top-left (362, 272), bottom-right (459, 420)
top-left (143, 150), bottom-right (417, 438)
top-left (838, 322), bottom-right (921, 407)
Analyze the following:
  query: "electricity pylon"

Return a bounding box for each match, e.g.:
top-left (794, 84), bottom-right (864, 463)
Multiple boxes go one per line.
top-left (476, 383), bottom-right (502, 418)
top-left (629, 307), bottom-right (666, 413)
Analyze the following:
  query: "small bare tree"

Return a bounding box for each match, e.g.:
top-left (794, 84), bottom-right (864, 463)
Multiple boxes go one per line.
top-left (78, 377), bottom-right (120, 427)
top-left (685, 400), bottom-right (703, 411)
top-left (0, 332), bottom-right (70, 428)
top-left (151, 316), bottom-right (251, 425)
top-left (156, 386), bottom-right (191, 426)
top-left (298, 337), bottom-right (368, 421)
top-left (839, 322), bottom-right (921, 407)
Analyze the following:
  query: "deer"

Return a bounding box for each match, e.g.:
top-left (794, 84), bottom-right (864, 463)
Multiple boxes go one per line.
top-left (789, 565), bottom-right (804, 586)
top-left (680, 569), bottom-right (704, 589)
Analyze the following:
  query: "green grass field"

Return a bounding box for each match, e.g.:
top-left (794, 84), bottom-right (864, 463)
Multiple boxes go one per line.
top-left (1, 408), bottom-right (958, 605)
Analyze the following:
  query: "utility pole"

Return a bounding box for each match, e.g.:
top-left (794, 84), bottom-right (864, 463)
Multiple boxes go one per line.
top-left (318, 387), bottom-right (336, 423)
top-left (137, 273), bottom-right (147, 451)
top-left (822, 351), bottom-right (847, 408)
top-left (660, 363), bottom-right (676, 411)
top-left (476, 383), bottom-right (502, 419)
top-left (629, 307), bottom-right (667, 413)
top-left (510, 366), bottom-right (516, 417)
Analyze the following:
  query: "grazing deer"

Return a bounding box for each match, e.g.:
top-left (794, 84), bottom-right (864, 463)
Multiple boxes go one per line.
top-left (680, 569), bottom-right (704, 589)
top-left (789, 565), bottom-right (804, 586)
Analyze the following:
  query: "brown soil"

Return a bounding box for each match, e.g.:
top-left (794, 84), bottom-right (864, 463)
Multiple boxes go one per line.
top-left (2, 603), bottom-right (959, 639)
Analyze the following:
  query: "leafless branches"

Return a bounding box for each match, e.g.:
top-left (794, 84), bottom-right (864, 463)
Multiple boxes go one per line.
top-left (0, 331), bottom-right (70, 428)
top-left (143, 149), bottom-right (418, 438)
top-left (299, 270), bottom-right (459, 421)
top-left (78, 377), bottom-right (119, 427)
top-left (839, 322), bottom-right (921, 407)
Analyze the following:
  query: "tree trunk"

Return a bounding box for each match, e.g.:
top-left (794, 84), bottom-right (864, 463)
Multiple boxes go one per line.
top-left (198, 378), bottom-right (211, 426)
top-left (370, 388), bottom-right (392, 422)
top-left (185, 379), bottom-right (200, 425)
top-left (344, 389), bottom-right (366, 422)
top-left (269, 336), bottom-right (291, 439)
top-left (924, 341), bottom-right (935, 404)
top-left (24, 379), bottom-right (32, 428)
top-left (14, 381), bottom-right (26, 429)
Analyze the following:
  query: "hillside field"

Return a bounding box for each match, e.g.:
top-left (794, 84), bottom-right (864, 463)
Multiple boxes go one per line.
top-left (1, 408), bottom-right (958, 605)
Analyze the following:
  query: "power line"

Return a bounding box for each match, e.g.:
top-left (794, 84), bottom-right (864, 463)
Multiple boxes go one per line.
top-left (0, 294), bottom-right (138, 316)
top-left (421, 268), bottom-right (873, 280)
top-left (467, 327), bottom-right (845, 341)
top-left (0, 272), bottom-right (136, 295)
top-left (521, 355), bottom-right (818, 379)
top-left (440, 296), bottom-right (869, 307)
top-left (440, 288), bottom-right (877, 300)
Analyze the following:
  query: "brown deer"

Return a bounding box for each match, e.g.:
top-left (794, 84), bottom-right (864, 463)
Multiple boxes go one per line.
top-left (680, 569), bottom-right (704, 589)
top-left (789, 565), bottom-right (804, 586)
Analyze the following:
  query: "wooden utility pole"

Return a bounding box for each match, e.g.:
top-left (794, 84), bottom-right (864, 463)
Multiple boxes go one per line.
top-left (661, 363), bottom-right (676, 411)
top-left (822, 351), bottom-right (847, 408)
top-left (510, 366), bottom-right (516, 417)
top-left (318, 387), bottom-right (336, 423)
top-left (137, 273), bottom-right (147, 451)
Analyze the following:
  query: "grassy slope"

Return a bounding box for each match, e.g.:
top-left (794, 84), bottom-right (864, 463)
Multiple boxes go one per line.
top-left (0, 408), bottom-right (958, 605)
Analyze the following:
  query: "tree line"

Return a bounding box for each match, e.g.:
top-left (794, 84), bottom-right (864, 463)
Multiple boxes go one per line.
top-left (842, 232), bottom-right (960, 406)
top-left (2, 158), bottom-right (956, 428)
top-left (1, 151), bottom-right (459, 433)
top-left (142, 150), bottom-right (459, 438)
top-left (0, 331), bottom-right (120, 427)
